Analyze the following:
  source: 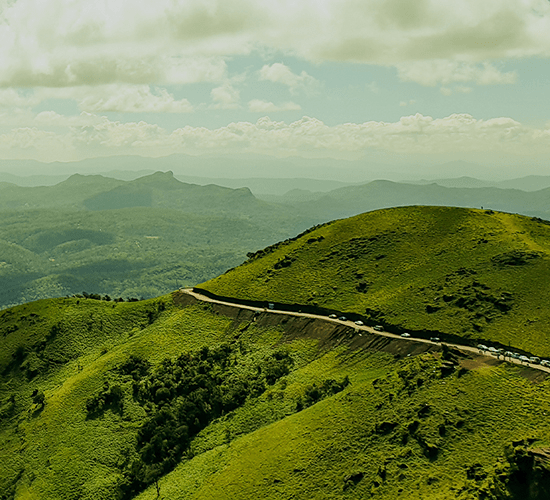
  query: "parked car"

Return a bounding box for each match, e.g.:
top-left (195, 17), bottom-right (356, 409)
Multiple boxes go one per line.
top-left (354, 320), bottom-right (364, 326)
top-left (430, 337), bottom-right (440, 343)
top-left (338, 316), bottom-right (347, 321)
top-left (401, 333), bottom-right (411, 338)
top-left (373, 325), bottom-right (384, 331)
top-left (329, 314), bottom-right (337, 319)
top-left (511, 352), bottom-right (521, 359)
top-left (530, 356), bottom-right (541, 364)
top-left (488, 347), bottom-right (499, 354)
top-left (519, 355), bottom-right (530, 363)
top-left (540, 360), bottom-right (550, 367)
top-left (477, 344), bottom-right (488, 351)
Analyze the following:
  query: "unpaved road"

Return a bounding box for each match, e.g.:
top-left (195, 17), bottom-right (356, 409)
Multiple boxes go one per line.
top-left (180, 288), bottom-right (550, 374)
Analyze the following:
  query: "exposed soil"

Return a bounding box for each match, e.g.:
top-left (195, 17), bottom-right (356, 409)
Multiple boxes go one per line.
top-left (173, 290), bottom-right (549, 382)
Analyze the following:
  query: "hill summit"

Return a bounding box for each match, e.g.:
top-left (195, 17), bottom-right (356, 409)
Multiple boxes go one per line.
top-left (201, 206), bottom-right (550, 356)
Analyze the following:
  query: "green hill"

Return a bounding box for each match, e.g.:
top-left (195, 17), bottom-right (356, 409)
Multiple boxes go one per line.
top-left (1, 290), bottom-right (550, 500)
top-left (3, 206), bottom-right (550, 500)
top-left (201, 206), bottom-right (550, 357)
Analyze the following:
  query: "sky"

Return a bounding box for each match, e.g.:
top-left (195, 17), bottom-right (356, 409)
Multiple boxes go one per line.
top-left (1, 0), bottom-right (550, 178)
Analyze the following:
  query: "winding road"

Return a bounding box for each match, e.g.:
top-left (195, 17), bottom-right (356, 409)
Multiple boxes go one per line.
top-left (180, 288), bottom-right (550, 375)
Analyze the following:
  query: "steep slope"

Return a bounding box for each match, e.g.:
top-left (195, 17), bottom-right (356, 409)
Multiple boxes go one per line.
top-left (201, 206), bottom-right (550, 357)
top-left (1, 292), bottom-right (550, 500)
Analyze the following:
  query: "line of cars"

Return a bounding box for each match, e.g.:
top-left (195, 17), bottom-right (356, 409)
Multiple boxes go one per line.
top-left (327, 316), bottom-right (442, 343)
top-left (477, 344), bottom-right (550, 367)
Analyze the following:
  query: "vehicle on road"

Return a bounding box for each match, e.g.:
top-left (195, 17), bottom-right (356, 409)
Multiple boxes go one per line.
top-left (430, 337), bottom-right (440, 342)
top-left (373, 325), bottom-right (384, 331)
top-left (329, 314), bottom-right (337, 319)
top-left (530, 356), bottom-right (541, 364)
top-left (488, 347), bottom-right (499, 354)
top-left (541, 360), bottom-right (550, 367)
top-left (338, 316), bottom-right (347, 321)
top-left (477, 344), bottom-right (488, 351)
top-left (519, 355), bottom-right (530, 363)
top-left (401, 333), bottom-right (411, 338)
top-left (354, 320), bottom-right (364, 326)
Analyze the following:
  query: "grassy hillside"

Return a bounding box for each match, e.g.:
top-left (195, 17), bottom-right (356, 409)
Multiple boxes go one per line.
top-left (202, 206), bottom-right (550, 357)
top-left (1, 292), bottom-right (550, 500)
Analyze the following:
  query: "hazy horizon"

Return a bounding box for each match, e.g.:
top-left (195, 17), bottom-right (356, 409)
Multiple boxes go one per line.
top-left (0, 0), bottom-right (549, 180)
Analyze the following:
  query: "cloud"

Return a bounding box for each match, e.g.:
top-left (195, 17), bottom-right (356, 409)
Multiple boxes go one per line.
top-left (396, 61), bottom-right (517, 87)
top-left (440, 85), bottom-right (474, 96)
top-left (0, 0), bottom-right (548, 89)
top-left (77, 85), bottom-right (193, 113)
top-left (248, 99), bottom-right (301, 112)
top-left (3, 111), bottom-right (550, 163)
top-left (210, 83), bottom-right (240, 109)
top-left (366, 81), bottom-right (380, 94)
top-left (399, 99), bottom-right (416, 107)
top-left (259, 63), bottom-right (319, 94)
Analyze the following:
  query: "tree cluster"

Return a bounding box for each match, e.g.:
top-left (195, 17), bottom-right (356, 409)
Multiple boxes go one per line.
top-left (118, 344), bottom-right (294, 498)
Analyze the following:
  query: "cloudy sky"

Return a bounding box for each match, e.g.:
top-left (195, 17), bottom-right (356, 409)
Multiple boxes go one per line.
top-left (1, 0), bottom-right (550, 176)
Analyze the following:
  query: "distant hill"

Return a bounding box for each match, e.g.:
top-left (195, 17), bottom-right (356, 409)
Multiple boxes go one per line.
top-left (202, 206), bottom-right (550, 357)
top-left (0, 172), bottom-right (317, 309)
top-left (410, 176), bottom-right (494, 189)
top-left (274, 180), bottom-right (550, 222)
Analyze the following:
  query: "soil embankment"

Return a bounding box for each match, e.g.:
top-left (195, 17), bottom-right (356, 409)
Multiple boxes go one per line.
top-left (173, 288), bottom-right (550, 382)
top-left (175, 289), bottom-right (445, 359)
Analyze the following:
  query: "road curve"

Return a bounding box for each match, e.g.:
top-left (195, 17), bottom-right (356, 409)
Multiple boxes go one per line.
top-left (179, 288), bottom-right (550, 374)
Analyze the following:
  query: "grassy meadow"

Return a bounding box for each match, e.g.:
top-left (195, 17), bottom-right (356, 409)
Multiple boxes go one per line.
top-left (202, 206), bottom-right (550, 357)
top-left (1, 290), bottom-right (550, 499)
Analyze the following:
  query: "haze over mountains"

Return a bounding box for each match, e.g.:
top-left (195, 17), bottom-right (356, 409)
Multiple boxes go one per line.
top-left (2, 167), bottom-right (550, 310)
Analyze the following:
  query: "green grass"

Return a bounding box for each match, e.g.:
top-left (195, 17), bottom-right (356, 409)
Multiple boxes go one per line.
top-left (2, 291), bottom-right (550, 499)
top-left (201, 206), bottom-right (550, 357)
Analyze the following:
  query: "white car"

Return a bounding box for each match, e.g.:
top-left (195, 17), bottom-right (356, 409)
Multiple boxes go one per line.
top-left (354, 320), bottom-right (364, 326)
top-left (519, 355), bottom-right (530, 363)
top-left (401, 333), bottom-right (411, 338)
top-left (329, 314), bottom-right (337, 319)
top-left (374, 325), bottom-right (384, 331)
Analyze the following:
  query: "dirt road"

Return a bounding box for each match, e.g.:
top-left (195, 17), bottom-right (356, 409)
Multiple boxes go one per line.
top-left (180, 288), bottom-right (550, 374)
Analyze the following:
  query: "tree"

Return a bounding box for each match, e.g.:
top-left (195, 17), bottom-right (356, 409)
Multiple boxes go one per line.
top-left (31, 389), bottom-right (45, 407)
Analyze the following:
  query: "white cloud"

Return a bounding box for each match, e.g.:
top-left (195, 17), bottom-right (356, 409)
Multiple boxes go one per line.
top-left (248, 99), bottom-right (301, 112)
top-left (366, 81), bottom-right (380, 94)
top-left (399, 99), bottom-right (416, 107)
top-left (2, 112), bottom-right (550, 162)
top-left (210, 83), bottom-right (240, 109)
top-left (396, 61), bottom-right (517, 87)
top-left (0, 89), bottom-right (41, 109)
top-left (0, 0), bottom-right (548, 89)
top-left (259, 63), bottom-right (319, 94)
top-left (78, 85), bottom-right (193, 113)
